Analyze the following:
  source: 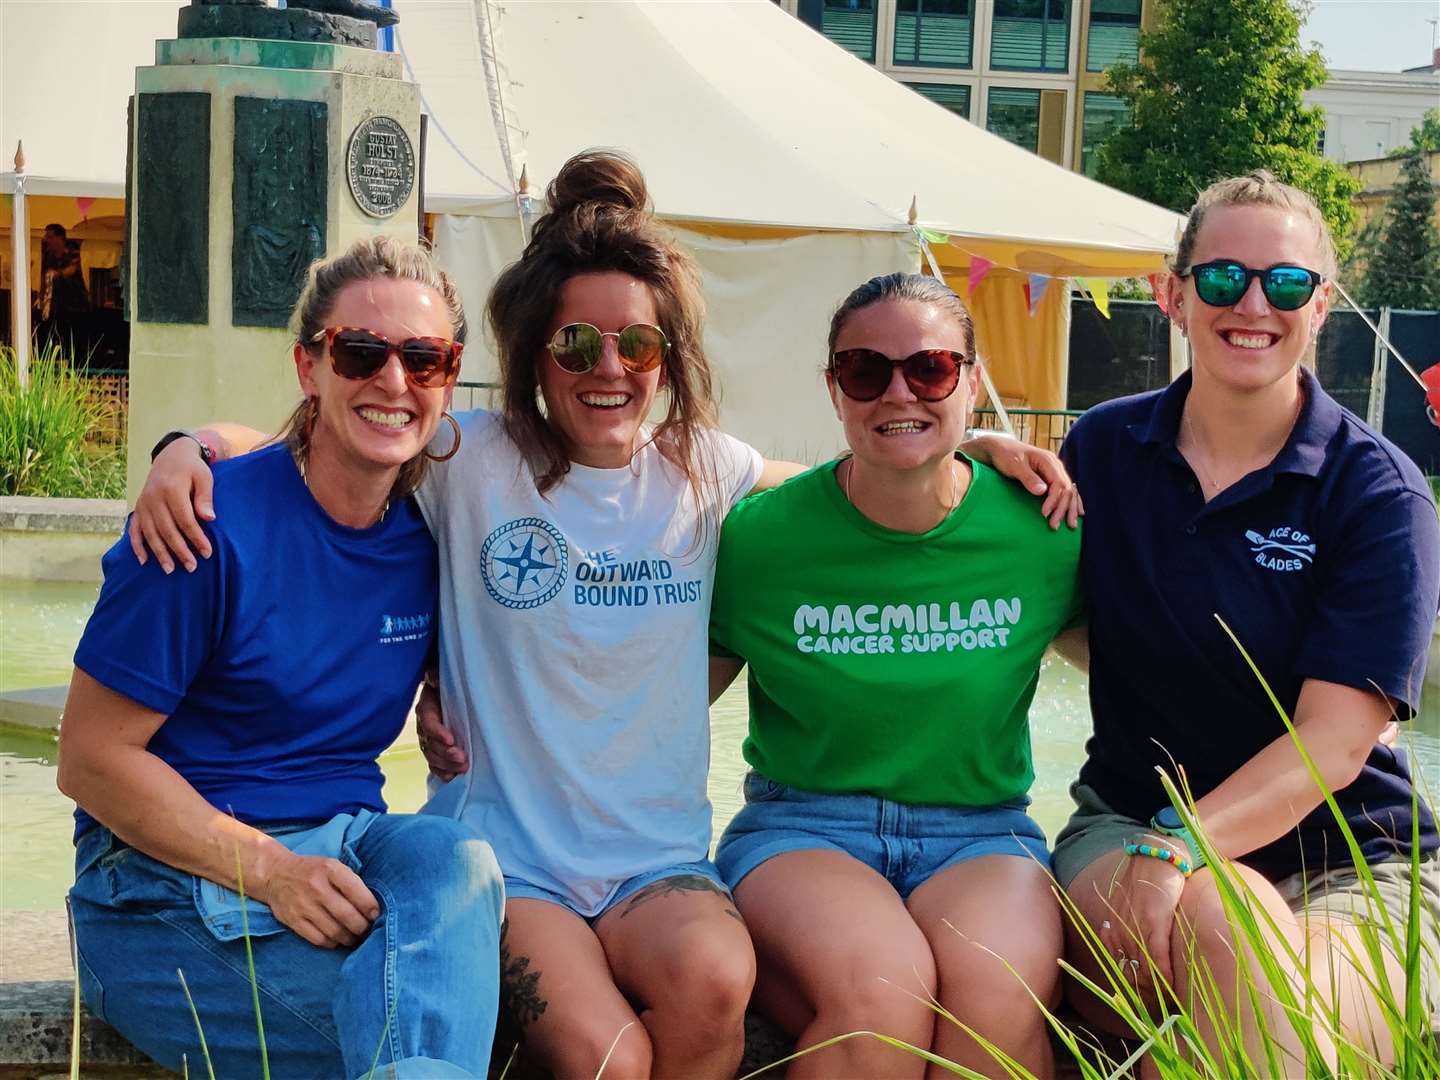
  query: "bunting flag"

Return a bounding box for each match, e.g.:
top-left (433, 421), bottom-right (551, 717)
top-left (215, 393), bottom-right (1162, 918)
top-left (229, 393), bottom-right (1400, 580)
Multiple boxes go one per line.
top-left (915, 226), bottom-right (949, 245)
top-left (1079, 277), bottom-right (1111, 319)
top-left (75, 196), bottom-right (95, 221)
top-left (967, 256), bottom-right (993, 295)
top-left (1025, 273), bottom-right (1051, 316)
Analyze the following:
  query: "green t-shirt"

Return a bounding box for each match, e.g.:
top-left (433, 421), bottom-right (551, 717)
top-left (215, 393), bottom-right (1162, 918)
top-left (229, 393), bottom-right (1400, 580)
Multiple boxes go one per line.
top-left (710, 456), bottom-right (1083, 808)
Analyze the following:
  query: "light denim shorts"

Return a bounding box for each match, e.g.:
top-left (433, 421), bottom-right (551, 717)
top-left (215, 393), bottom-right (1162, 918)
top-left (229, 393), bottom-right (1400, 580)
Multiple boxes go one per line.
top-left (715, 770), bottom-right (1051, 898)
top-left (504, 859), bottom-right (729, 924)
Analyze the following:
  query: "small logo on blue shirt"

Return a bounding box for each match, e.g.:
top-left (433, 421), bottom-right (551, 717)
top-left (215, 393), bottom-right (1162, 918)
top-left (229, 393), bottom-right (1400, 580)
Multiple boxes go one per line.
top-left (379, 611), bottom-right (432, 643)
top-left (1246, 526), bottom-right (1314, 572)
top-left (481, 517), bottom-right (569, 610)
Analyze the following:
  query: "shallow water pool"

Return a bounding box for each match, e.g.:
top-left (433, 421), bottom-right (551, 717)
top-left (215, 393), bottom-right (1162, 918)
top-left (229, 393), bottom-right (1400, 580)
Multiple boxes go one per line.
top-left (3, 579), bottom-right (1437, 911)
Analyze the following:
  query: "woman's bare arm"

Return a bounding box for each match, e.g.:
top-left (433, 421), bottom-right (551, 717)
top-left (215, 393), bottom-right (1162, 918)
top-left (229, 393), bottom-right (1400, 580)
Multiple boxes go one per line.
top-left (57, 668), bottom-right (378, 947)
top-left (128, 422), bottom-right (268, 571)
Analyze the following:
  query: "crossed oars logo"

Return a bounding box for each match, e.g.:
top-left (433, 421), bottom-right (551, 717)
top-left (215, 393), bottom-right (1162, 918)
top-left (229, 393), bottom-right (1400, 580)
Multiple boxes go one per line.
top-left (1245, 529), bottom-right (1316, 563)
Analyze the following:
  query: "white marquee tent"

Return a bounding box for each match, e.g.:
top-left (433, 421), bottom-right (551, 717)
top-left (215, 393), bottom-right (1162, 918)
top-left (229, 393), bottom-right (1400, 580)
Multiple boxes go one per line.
top-left (2, 0), bottom-right (1183, 458)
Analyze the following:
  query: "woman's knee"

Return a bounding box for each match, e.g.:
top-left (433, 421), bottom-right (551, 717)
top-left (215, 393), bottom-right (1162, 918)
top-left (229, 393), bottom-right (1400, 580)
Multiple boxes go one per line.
top-left (811, 946), bottom-right (938, 1042)
top-left (663, 933), bottom-right (757, 1025)
top-left (370, 815), bottom-right (503, 906)
top-left (551, 1015), bottom-right (655, 1078)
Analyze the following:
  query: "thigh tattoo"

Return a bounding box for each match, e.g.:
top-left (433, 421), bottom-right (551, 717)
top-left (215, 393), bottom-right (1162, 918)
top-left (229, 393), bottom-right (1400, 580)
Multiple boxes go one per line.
top-left (618, 874), bottom-right (743, 922)
top-left (498, 918), bottom-right (547, 1040)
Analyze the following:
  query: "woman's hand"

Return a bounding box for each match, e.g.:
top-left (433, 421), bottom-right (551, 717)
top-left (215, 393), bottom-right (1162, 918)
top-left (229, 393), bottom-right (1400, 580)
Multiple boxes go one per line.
top-left (416, 682), bottom-right (468, 781)
top-left (259, 849), bottom-right (380, 949)
top-left (1101, 843), bottom-right (1188, 991)
top-left (961, 433), bottom-right (1082, 529)
top-left (128, 438), bottom-right (216, 574)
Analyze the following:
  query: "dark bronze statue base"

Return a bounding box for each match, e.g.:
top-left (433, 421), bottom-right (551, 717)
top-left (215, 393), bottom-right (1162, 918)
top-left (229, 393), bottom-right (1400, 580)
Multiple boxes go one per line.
top-left (178, 3), bottom-right (378, 49)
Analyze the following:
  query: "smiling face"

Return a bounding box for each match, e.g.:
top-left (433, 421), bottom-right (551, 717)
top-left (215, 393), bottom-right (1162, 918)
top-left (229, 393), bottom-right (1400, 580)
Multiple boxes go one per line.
top-left (827, 299), bottom-right (977, 475)
top-left (296, 276), bottom-right (454, 475)
top-left (537, 271), bottom-right (664, 469)
top-left (1169, 204), bottom-right (1329, 394)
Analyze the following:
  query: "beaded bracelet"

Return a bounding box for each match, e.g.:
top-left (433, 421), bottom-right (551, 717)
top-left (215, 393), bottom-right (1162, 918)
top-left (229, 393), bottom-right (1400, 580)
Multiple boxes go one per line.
top-left (1124, 841), bottom-right (1193, 877)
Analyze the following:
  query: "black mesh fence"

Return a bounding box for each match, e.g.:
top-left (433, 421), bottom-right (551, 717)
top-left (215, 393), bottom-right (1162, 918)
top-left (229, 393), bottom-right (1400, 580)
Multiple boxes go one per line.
top-left (1313, 308), bottom-right (1378, 420)
top-left (1067, 297), bottom-right (1171, 410)
top-left (1381, 311), bottom-right (1440, 476)
top-left (1068, 299), bottom-right (1439, 478)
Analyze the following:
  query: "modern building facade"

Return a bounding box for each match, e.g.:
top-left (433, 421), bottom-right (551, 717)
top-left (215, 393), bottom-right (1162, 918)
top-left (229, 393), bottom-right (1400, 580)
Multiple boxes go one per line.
top-left (1305, 51), bottom-right (1440, 165)
top-left (778, 0), bottom-right (1155, 175)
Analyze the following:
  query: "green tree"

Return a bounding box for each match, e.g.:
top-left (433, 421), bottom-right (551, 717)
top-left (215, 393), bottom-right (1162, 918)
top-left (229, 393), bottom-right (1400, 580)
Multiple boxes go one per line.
top-left (1390, 107), bottom-right (1440, 156)
top-left (1095, 0), bottom-right (1358, 256)
top-left (1356, 147), bottom-right (1440, 309)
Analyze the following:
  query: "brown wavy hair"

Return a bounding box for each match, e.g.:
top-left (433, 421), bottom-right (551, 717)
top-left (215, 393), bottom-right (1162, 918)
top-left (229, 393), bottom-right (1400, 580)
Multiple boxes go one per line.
top-left (487, 150), bottom-right (719, 503)
top-left (279, 235), bottom-right (466, 500)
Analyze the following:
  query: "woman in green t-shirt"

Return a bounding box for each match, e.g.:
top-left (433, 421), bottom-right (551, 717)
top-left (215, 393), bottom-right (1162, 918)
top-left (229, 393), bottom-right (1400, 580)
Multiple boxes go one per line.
top-left (710, 272), bottom-right (1085, 1080)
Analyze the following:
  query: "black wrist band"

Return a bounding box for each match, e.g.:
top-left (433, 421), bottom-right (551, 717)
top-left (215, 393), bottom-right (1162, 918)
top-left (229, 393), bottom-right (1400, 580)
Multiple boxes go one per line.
top-left (150, 430), bottom-right (213, 465)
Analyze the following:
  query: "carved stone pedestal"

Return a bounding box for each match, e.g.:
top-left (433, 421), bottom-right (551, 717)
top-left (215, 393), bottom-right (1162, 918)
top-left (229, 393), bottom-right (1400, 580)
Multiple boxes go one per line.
top-left (126, 32), bottom-right (421, 494)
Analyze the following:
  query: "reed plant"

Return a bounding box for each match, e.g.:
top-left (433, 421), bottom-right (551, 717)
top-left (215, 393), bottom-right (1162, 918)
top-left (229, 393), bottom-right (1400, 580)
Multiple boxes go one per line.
top-left (0, 341), bottom-right (122, 498)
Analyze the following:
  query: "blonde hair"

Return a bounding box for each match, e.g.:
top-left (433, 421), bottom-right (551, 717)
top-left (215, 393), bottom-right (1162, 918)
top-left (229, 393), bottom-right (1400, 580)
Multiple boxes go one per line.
top-left (280, 235), bottom-right (466, 500)
top-left (1171, 170), bottom-right (1337, 279)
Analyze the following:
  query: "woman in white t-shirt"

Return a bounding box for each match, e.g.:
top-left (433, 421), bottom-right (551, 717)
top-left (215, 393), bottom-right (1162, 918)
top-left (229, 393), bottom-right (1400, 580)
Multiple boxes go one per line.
top-left (133, 151), bottom-right (1079, 1079)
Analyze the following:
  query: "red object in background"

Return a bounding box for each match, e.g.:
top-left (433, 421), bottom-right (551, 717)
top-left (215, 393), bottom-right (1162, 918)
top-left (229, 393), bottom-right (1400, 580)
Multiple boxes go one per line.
top-left (1423, 364), bottom-right (1440, 429)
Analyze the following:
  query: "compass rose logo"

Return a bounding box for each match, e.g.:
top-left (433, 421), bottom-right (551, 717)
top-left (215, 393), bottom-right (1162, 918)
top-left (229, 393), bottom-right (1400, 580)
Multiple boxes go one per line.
top-left (480, 517), bottom-right (569, 610)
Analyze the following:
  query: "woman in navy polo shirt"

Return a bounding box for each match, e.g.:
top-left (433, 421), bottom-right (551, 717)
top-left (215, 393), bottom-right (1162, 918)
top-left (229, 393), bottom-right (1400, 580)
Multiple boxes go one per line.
top-left (57, 237), bottom-right (504, 1079)
top-left (1055, 172), bottom-right (1440, 1072)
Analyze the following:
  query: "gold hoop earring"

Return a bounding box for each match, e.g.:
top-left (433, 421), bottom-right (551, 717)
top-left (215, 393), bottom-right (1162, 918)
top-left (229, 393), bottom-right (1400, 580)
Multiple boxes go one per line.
top-left (423, 412), bottom-right (462, 463)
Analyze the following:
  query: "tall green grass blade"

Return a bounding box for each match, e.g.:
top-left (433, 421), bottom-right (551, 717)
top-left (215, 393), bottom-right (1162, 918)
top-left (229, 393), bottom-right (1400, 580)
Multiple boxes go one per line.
top-left (66, 903), bottom-right (80, 1080)
top-left (592, 1020), bottom-right (636, 1079)
top-left (363, 982), bottom-right (402, 1080)
top-left (177, 969), bottom-right (217, 1080)
top-left (233, 852), bottom-right (271, 1080)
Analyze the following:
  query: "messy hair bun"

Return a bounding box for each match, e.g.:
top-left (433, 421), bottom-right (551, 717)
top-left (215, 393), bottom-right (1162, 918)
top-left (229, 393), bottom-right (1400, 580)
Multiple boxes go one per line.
top-left (544, 150), bottom-right (649, 217)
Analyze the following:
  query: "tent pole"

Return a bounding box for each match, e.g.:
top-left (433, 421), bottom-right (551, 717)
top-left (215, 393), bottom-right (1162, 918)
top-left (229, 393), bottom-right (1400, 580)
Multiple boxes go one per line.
top-left (470, 0), bottom-right (529, 246)
top-left (10, 141), bottom-right (30, 386)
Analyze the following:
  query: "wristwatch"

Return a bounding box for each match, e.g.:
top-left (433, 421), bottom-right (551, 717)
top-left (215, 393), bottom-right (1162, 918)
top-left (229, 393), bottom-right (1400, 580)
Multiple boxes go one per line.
top-left (150, 430), bottom-right (215, 466)
top-left (1150, 805), bottom-right (1207, 870)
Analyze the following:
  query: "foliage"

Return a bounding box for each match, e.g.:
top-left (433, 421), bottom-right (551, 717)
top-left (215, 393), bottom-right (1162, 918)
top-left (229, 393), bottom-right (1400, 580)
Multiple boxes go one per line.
top-left (1356, 147), bottom-right (1440, 310)
top-left (1095, 0), bottom-right (1359, 258)
top-left (0, 343), bottom-right (124, 498)
top-left (1391, 108), bottom-right (1440, 157)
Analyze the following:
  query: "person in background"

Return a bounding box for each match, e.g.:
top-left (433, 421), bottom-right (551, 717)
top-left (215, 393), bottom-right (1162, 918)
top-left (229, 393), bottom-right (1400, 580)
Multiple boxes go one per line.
top-left (1055, 171), bottom-right (1440, 1076)
top-left (59, 236), bottom-right (504, 1080)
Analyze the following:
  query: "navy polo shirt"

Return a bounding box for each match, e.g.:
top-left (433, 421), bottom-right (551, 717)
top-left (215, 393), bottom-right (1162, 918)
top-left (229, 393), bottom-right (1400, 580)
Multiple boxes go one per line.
top-left (1061, 368), bottom-right (1439, 881)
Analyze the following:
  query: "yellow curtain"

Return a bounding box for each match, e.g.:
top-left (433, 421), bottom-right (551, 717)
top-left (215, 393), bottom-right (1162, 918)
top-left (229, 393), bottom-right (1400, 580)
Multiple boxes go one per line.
top-left (945, 267), bottom-right (1070, 412)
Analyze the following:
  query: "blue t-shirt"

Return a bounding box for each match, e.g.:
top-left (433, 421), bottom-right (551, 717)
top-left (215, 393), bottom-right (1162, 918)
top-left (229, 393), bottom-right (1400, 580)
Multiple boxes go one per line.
top-left (1061, 369), bottom-right (1439, 880)
top-left (73, 443), bottom-right (438, 838)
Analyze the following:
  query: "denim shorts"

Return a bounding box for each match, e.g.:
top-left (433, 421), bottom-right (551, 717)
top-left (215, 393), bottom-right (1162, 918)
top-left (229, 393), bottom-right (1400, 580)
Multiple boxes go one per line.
top-left (715, 771), bottom-right (1051, 898)
top-left (504, 859), bottom-right (729, 924)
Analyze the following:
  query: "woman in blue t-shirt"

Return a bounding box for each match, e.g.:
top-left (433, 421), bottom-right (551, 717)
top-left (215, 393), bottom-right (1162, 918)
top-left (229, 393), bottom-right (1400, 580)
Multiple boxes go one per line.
top-left (58, 237), bottom-right (504, 1079)
top-left (1055, 173), bottom-right (1440, 1073)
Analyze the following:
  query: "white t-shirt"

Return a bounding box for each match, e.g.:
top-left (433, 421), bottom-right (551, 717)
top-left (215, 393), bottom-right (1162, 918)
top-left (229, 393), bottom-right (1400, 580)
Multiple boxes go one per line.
top-left (417, 409), bottom-right (763, 916)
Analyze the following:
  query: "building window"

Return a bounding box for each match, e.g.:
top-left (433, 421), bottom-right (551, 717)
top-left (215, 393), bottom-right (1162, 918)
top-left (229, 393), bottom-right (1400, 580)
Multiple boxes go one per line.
top-left (1080, 92), bottom-right (1129, 175)
top-left (907, 82), bottom-right (973, 119)
top-left (809, 0), bottom-right (876, 63)
top-left (1086, 0), bottom-right (1140, 72)
top-left (986, 87), bottom-right (1042, 150)
top-left (990, 0), bottom-right (1071, 73)
top-left (894, 0), bottom-right (974, 69)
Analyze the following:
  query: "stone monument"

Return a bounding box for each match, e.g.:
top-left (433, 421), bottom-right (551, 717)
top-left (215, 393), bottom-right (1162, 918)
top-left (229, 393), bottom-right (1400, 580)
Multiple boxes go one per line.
top-left (126, 0), bottom-right (422, 494)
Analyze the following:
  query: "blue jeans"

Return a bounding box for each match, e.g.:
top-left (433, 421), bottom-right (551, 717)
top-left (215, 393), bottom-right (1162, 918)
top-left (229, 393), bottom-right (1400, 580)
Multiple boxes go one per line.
top-left (716, 771), bottom-right (1051, 897)
top-left (70, 813), bottom-right (504, 1080)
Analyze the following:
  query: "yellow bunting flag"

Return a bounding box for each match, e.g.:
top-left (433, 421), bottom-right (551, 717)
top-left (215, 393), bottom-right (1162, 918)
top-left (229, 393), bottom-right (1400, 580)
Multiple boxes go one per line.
top-left (1080, 278), bottom-right (1111, 319)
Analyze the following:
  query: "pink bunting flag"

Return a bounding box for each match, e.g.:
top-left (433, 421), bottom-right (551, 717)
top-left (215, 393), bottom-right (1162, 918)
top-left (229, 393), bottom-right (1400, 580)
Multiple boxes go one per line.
top-left (967, 256), bottom-right (993, 295)
top-left (75, 196), bottom-right (96, 220)
top-left (1026, 273), bottom-right (1051, 316)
